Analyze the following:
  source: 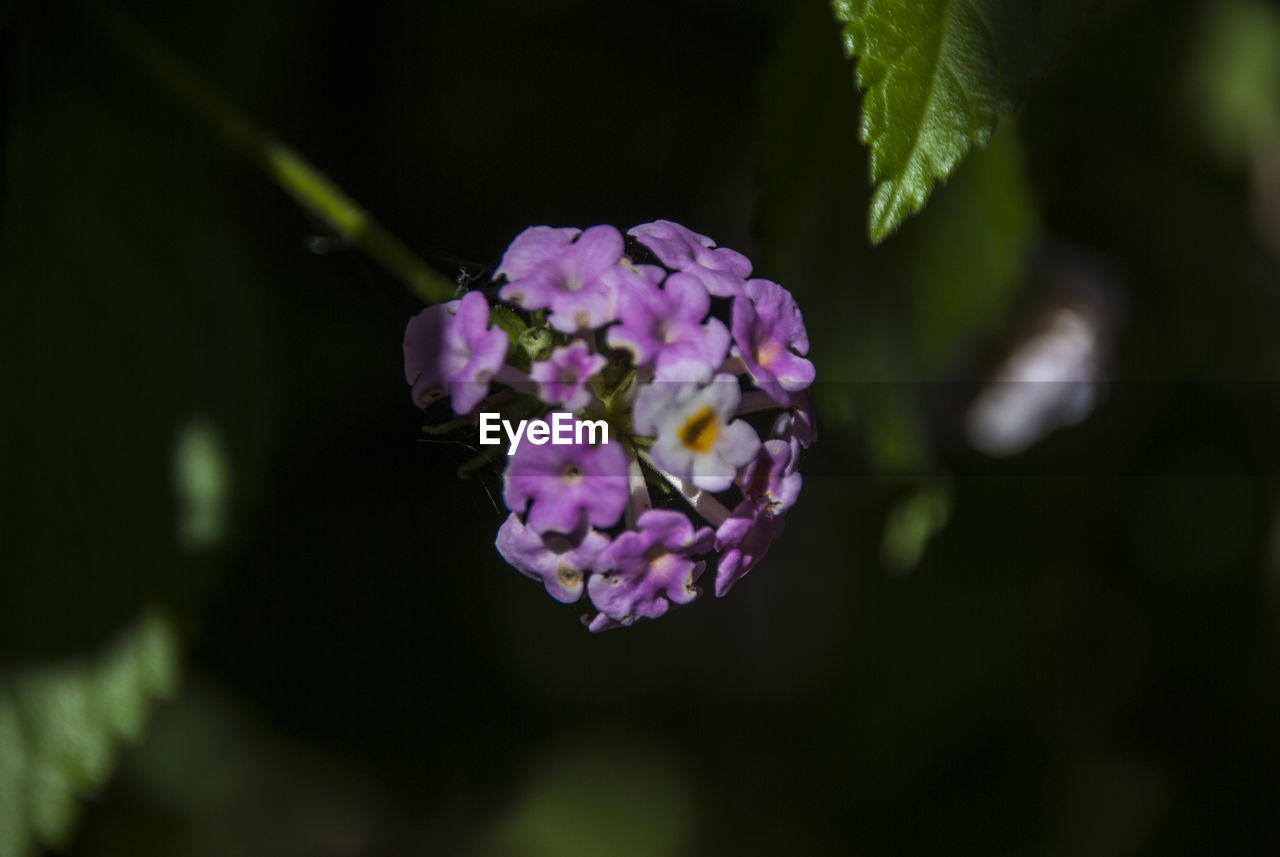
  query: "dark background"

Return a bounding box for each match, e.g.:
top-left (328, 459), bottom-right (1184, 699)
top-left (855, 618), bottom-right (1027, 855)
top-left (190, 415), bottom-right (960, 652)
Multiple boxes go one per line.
top-left (3, 0), bottom-right (1280, 854)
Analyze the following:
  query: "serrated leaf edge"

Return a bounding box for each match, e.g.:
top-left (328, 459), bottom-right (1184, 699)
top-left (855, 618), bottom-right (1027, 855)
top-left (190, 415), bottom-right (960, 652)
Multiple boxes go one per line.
top-left (834, 0), bottom-right (999, 243)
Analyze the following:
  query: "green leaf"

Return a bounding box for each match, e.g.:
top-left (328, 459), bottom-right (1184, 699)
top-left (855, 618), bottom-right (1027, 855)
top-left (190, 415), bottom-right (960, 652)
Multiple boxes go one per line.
top-left (832, 0), bottom-right (1089, 242)
top-left (880, 481), bottom-right (953, 573)
top-left (759, 1), bottom-right (1035, 477)
top-left (0, 611), bottom-right (180, 857)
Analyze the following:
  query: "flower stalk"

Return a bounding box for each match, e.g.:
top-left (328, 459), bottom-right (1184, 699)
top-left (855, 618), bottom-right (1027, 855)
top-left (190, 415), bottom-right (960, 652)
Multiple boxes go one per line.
top-left (90, 3), bottom-right (457, 306)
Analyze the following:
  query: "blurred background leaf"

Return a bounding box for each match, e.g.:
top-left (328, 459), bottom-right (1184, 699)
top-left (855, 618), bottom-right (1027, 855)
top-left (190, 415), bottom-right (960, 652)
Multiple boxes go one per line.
top-left (1184, 0), bottom-right (1280, 167)
top-left (0, 2), bottom-right (277, 660)
top-left (0, 610), bottom-right (178, 857)
top-left (475, 736), bottom-right (695, 857)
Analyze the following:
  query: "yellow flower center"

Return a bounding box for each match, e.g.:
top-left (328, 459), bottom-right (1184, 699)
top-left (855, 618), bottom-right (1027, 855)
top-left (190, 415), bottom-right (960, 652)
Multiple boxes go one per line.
top-left (645, 545), bottom-right (680, 577)
top-left (678, 407), bottom-right (719, 454)
top-left (756, 341), bottom-right (782, 368)
top-left (556, 566), bottom-right (581, 588)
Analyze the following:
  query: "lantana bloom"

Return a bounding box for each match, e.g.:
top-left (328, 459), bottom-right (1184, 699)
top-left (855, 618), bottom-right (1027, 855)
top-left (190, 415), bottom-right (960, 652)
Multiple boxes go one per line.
top-left (529, 342), bottom-right (608, 411)
top-left (712, 439), bottom-right (801, 597)
top-left (606, 271), bottom-right (730, 382)
top-left (633, 376), bottom-right (760, 493)
top-left (586, 509), bottom-right (714, 630)
top-left (731, 278), bottom-right (815, 405)
top-left (404, 291), bottom-right (508, 414)
top-left (404, 221), bottom-right (816, 630)
top-left (629, 220), bottom-right (753, 298)
top-left (495, 514), bottom-right (609, 604)
top-left (497, 224), bottom-right (654, 333)
top-left (502, 429), bottom-right (629, 534)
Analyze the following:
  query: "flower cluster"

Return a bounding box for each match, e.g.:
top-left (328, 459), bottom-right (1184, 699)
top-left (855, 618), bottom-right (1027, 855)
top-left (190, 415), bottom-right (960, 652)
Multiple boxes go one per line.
top-left (403, 220), bottom-right (815, 630)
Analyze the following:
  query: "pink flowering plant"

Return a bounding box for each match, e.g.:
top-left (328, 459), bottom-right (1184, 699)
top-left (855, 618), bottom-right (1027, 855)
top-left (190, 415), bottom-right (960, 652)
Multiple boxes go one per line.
top-left (403, 220), bottom-right (815, 630)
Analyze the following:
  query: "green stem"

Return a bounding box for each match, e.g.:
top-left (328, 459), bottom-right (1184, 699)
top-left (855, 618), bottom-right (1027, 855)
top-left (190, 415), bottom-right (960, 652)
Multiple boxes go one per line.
top-left (90, 4), bottom-right (456, 306)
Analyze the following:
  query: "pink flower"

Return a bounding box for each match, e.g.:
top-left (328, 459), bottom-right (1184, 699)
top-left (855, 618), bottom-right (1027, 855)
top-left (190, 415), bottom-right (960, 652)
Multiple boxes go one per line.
top-left (403, 291), bottom-right (508, 414)
top-left (587, 510), bottom-right (714, 628)
top-left (529, 342), bottom-right (607, 411)
top-left (731, 279), bottom-right (815, 405)
top-left (404, 220), bottom-right (816, 630)
top-left (503, 429), bottom-right (629, 534)
top-left (629, 219), bottom-right (752, 297)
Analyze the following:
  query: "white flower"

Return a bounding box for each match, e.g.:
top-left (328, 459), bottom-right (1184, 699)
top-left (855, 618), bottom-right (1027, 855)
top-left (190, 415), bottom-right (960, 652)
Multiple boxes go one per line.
top-left (633, 376), bottom-right (761, 492)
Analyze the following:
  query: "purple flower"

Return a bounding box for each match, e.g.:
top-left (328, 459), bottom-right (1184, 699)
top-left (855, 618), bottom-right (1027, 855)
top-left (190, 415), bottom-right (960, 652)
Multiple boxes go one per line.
top-left (713, 500), bottom-right (784, 597)
top-left (605, 272), bottom-right (730, 382)
top-left (737, 439), bottom-right (802, 515)
top-left (633, 377), bottom-right (761, 493)
top-left (629, 220), bottom-right (752, 298)
top-left (403, 291), bottom-right (508, 414)
top-left (503, 430), bottom-right (629, 534)
top-left (495, 513), bottom-right (610, 603)
top-left (710, 441), bottom-right (800, 597)
top-left (403, 298), bottom-right (457, 408)
top-left (494, 225), bottom-right (580, 280)
top-left (769, 391), bottom-right (817, 473)
top-left (587, 509), bottom-right (713, 628)
top-left (731, 278), bottom-right (815, 405)
top-left (406, 220), bottom-right (817, 630)
top-left (498, 225), bottom-right (634, 333)
top-left (771, 391), bottom-right (817, 450)
top-left (529, 342), bottom-right (608, 411)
